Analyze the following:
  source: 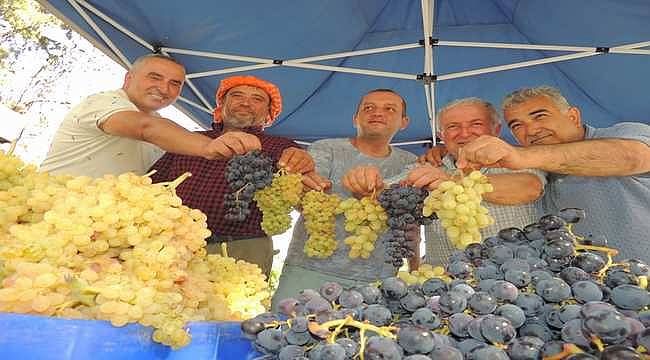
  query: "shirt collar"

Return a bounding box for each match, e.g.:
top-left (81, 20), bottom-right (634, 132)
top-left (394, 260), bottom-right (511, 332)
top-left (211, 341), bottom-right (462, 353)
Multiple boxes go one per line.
top-left (583, 124), bottom-right (596, 140)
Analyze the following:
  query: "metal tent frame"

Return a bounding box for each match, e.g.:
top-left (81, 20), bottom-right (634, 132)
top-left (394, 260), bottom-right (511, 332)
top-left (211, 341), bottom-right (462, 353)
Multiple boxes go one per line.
top-left (40, 0), bottom-right (650, 147)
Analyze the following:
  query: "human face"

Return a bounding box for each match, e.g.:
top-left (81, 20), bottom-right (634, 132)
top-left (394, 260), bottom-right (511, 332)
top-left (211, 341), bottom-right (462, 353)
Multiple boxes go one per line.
top-left (123, 58), bottom-right (185, 113)
top-left (221, 85), bottom-right (270, 129)
top-left (438, 103), bottom-right (499, 157)
top-left (353, 91), bottom-right (408, 139)
top-left (504, 95), bottom-right (583, 146)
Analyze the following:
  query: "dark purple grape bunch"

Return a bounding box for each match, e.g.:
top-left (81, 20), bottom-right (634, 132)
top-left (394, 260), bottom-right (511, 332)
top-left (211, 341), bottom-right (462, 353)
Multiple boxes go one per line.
top-left (223, 150), bottom-right (274, 221)
top-left (378, 184), bottom-right (436, 267)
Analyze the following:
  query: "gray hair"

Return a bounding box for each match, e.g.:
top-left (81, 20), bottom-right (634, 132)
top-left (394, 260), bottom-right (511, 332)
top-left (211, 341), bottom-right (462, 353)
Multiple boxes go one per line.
top-left (130, 53), bottom-right (184, 71)
top-left (435, 97), bottom-right (500, 133)
top-left (502, 85), bottom-right (571, 113)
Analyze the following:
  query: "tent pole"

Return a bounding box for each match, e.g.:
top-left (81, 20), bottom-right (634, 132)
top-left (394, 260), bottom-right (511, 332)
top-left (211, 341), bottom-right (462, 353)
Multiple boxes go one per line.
top-left (163, 48), bottom-right (275, 64)
top-left (440, 41), bottom-right (593, 52)
top-left (66, 0), bottom-right (131, 67)
top-left (187, 64), bottom-right (278, 79)
top-left (177, 97), bottom-right (213, 115)
top-left (279, 62), bottom-right (417, 80)
top-left (438, 52), bottom-right (599, 81)
top-left (430, 82), bottom-right (436, 146)
top-left (611, 49), bottom-right (650, 55)
top-left (74, 0), bottom-right (154, 51)
top-left (159, 51), bottom-right (213, 111)
top-left (421, 0), bottom-right (433, 129)
top-left (292, 43), bottom-right (423, 63)
top-left (612, 40), bottom-right (650, 50)
top-left (440, 39), bottom-right (649, 53)
top-left (175, 70), bottom-right (213, 111)
top-left (429, 0), bottom-right (437, 146)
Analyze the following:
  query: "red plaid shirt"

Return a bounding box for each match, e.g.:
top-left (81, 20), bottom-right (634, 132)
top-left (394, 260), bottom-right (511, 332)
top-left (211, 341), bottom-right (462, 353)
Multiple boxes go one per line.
top-left (149, 125), bottom-right (298, 238)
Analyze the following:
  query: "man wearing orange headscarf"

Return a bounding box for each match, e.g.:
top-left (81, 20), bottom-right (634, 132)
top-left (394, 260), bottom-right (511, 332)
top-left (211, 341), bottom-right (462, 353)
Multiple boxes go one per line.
top-left (150, 75), bottom-right (316, 277)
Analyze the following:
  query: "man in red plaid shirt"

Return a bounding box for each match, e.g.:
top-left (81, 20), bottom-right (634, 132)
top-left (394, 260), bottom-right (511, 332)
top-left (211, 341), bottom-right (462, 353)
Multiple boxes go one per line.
top-left (150, 75), bottom-right (316, 277)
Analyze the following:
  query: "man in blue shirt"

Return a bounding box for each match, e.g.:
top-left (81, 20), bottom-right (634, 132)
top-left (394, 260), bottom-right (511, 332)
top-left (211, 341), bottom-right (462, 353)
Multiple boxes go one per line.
top-left (455, 86), bottom-right (650, 262)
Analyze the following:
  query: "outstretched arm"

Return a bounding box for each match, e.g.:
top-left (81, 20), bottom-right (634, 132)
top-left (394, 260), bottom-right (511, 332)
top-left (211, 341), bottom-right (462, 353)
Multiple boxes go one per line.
top-left (519, 138), bottom-right (650, 176)
top-left (101, 111), bottom-right (261, 160)
top-left (457, 135), bottom-right (650, 177)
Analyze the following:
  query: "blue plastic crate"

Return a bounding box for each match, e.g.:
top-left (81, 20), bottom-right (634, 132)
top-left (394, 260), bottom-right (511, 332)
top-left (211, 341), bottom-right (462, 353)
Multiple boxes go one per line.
top-left (0, 313), bottom-right (262, 360)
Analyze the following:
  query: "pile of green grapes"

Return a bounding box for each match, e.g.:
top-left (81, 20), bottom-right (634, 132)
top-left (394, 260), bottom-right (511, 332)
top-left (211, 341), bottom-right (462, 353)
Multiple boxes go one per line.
top-left (0, 150), bottom-right (269, 349)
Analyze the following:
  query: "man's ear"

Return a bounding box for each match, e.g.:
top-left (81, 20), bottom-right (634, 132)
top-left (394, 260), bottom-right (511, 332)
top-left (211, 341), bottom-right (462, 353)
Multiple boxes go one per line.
top-left (352, 114), bottom-right (359, 129)
top-left (567, 106), bottom-right (582, 128)
top-left (400, 116), bottom-right (410, 130)
top-left (123, 71), bottom-right (133, 88)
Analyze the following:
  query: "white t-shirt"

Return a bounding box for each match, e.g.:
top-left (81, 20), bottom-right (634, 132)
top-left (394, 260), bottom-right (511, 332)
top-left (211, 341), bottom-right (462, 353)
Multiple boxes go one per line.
top-left (40, 89), bottom-right (163, 177)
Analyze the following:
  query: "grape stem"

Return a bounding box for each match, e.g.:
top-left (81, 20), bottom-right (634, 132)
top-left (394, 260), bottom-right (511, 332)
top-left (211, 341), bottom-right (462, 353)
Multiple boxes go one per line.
top-left (220, 243), bottom-right (228, 258)
top-left (599, 254), bottom-right (613, 279)
top-left (143, 169), bottom-right (157, 178)
top-left (319, 315), bottom-right (397, 360)
top-left (159, 172), bottom-right (192, 196)
top-left (542, 343), bottom-right (584, 360)
top-left (233, 183), bottom-right (250, 201)
top-left (591, 335), bottom-right (605, 352)
top-left (574, 243), bottom-right (618, 257)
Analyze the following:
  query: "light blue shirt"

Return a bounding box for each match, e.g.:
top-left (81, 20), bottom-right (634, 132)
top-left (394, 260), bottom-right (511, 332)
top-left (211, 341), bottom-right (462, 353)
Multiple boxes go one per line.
top-left (285, 138), bottom-right (417, 281)
top-left (540, 122), bottom-right (650, 262)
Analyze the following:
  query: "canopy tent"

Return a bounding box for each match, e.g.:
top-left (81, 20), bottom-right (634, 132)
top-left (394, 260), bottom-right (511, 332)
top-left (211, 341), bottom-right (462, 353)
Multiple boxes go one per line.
top-left (38, 0), bottom-right (650, 153)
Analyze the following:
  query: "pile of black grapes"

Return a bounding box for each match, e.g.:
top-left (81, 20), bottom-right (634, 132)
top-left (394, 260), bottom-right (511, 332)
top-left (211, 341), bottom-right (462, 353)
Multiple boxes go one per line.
top-left (223, 150), bottom-right (274, 221)
top-left (242, 208), bottom-right (650, 359)
top-left (378, 185), bottom-right (435, 268)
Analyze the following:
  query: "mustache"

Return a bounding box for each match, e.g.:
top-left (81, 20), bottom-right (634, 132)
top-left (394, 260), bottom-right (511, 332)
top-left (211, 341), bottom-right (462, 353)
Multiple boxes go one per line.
top-left (147, 88), bottom-right (168, 99)
top-left (528, 133), bottom-right (550, 144)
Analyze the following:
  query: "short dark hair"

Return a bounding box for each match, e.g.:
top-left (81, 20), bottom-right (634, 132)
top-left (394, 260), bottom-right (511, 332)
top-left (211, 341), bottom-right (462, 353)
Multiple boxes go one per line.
top-left (355, 88), bottom-right (407, 117)
top-left (131, 53), bottom-right (184, 71)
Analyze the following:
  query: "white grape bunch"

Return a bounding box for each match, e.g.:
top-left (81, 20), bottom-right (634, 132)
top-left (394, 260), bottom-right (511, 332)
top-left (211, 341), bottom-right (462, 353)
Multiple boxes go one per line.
top-left (336, 196), bottom-right (387, 259)
top-left (301, 190), bottom-right (341, 258)
top-left (423, 170), bottom-right (495, 248)
top-left (254, 171), bottom-right (303, 236)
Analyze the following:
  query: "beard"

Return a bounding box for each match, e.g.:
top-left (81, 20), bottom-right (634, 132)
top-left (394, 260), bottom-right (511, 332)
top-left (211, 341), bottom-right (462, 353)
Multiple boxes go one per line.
top-left (221, 106), bottom-right (264, 129)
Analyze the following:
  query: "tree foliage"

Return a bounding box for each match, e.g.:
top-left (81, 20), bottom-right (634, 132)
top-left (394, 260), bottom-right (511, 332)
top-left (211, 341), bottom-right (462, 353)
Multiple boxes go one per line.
top-left (0, 0), bottom-right (78, 112)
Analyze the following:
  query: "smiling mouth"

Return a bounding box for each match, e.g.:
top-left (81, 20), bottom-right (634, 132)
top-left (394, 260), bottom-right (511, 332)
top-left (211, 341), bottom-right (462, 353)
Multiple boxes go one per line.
top-left (148, 93), bottom-right (167, 101)
top-left (529, 135), bottom-right (550, 145)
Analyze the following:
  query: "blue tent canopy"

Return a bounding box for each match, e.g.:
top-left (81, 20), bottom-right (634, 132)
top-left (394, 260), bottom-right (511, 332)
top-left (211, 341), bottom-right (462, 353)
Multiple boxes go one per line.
top-left (38, 0), bottom-right (650, 153)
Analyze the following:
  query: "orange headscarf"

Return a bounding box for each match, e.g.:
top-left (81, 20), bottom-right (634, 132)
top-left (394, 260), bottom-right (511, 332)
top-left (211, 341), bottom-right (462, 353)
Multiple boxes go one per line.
top-left (212, 75), bottom-right (282, 126)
